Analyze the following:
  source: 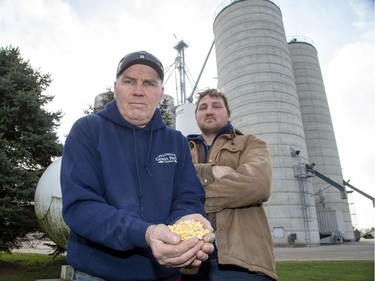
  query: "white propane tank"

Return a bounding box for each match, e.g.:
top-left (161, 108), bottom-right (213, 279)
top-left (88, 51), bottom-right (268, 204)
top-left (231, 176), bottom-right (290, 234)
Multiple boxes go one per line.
top-left (175, 103), bottom-right (200, 136)
top-left (34, 157), bottom-right (69, 249)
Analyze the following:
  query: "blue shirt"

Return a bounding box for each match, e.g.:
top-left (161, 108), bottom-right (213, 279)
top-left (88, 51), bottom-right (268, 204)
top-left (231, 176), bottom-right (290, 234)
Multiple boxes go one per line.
top-left (61, 100), bottom-right (206, 281)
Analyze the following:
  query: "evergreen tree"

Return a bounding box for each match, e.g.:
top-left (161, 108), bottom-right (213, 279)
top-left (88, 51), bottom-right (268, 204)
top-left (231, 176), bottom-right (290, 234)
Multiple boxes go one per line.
top-left (159, 96), bottom-right (173, 127)
top-left (84, 88), bottom-right (114, 115)
top-left (0, 46), bottom-right (63, 253)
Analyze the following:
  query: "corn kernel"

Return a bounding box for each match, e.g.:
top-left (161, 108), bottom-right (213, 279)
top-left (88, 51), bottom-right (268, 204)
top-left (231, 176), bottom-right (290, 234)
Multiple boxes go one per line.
top-left (168, 219), bottom-right (211, 240)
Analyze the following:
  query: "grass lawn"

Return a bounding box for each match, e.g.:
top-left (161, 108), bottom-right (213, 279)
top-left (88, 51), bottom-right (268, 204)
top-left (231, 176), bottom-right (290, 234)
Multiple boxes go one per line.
top-left (0, 253), bottom-right (66, 281)
top-left (276, 260), bottom-right (374, 281)
top-left (0, 253), bottom-right (373, 281)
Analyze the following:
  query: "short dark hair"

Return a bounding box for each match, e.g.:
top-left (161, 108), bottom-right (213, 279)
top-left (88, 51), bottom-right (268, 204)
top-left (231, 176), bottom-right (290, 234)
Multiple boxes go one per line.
top-left (195, 88), bottom-right (231, 116)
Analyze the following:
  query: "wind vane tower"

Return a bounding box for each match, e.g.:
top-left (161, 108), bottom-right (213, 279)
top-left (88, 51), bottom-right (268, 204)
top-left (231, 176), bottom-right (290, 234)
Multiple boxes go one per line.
top-left (173, 39), bottom-right (201, 135)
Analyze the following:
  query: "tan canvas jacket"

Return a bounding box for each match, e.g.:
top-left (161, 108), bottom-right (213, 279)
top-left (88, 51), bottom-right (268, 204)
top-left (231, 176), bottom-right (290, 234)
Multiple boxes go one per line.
top-left (188, 130), bottom-right (278, 280)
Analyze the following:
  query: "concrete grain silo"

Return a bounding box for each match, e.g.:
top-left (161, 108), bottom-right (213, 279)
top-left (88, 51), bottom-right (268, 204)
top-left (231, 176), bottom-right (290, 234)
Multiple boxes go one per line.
top-left (288, 38), bottom-right (354, 240)
top-left (213, 0), bottom-right (320, 245)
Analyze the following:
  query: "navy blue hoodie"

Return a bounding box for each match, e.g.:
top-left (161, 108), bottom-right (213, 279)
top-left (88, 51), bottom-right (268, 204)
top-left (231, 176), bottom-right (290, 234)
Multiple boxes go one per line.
top-left (61, 100), bottom-right (206, 281)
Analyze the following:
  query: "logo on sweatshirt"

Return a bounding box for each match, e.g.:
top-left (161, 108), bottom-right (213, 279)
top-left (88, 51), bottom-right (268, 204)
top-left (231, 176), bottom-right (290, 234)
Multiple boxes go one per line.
top-left (156, 153), bottom-right (177, 163)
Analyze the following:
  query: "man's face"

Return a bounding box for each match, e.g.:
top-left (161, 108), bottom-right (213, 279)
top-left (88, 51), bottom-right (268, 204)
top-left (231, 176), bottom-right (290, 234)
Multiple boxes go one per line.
top-left (196, 95), bottom-right (230, 135)
top-left (114, 64), bottom-right (164, 127)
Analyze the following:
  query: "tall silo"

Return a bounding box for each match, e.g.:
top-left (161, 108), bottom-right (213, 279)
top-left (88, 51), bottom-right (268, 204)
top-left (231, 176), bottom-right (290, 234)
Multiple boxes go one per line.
top-left (213, 0), bottom-right (320, 245)
top-left (288, 38), bottom-right (354, 240)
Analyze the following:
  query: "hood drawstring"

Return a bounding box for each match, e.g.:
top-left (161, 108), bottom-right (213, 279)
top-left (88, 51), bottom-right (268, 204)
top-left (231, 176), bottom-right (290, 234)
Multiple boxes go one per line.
top-left (132, 126), bottom-right (154, 212)
top-left (144, 126), bottom-right (153, 177)
top-left (133, 128), bottom-right (144, 212)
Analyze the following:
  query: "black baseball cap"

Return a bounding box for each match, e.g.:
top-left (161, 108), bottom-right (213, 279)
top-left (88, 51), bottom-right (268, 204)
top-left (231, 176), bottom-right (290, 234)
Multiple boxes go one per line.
top-left (116, 51), bottom-right (164, 81)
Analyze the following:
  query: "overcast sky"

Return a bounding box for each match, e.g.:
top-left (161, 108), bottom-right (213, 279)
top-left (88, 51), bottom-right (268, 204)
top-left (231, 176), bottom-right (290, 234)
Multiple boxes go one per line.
top-left (1, 0), bottom-right (374, 229)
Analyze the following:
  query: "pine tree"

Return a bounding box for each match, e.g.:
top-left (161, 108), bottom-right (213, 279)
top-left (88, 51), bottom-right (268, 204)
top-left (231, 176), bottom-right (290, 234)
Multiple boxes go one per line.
top-left (84, 88), bottom-right (114, 115)
top-left (159, 96), bottom-right (173, 127)
top-left (0, 46), bottom-right (63, 253)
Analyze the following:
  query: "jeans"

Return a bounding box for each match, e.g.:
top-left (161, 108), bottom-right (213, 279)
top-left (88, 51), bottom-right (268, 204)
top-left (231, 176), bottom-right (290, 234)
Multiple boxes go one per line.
top-left (73, 270), bottom-right (106, 281)
top-left (181, 248), bottom-right (273, 281)
top-left (73, 269), bottom-right (181, 281)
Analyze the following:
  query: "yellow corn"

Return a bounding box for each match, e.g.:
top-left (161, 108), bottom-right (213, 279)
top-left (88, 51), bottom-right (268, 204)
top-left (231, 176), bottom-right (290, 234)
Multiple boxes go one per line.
top-left (168, 219), bottom-right (211, 240)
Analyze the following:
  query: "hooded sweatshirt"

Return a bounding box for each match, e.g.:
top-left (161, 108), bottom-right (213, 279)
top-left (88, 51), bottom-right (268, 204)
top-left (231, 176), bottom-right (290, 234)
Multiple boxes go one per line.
top-left (60, 100), bottom-right (206, 281)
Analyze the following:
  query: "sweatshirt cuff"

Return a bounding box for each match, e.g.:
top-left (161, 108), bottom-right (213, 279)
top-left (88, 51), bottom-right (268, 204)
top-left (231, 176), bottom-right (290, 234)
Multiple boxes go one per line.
top-left (128, 221), bottom-right (151, 248)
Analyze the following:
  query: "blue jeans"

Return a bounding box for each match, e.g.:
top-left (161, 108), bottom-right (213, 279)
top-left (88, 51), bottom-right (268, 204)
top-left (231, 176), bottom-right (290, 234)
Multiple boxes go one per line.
top-left (73, 270), bottom-right (106, 281)
top-left (73, 269), bottom-right (181, 281)
top-left (181, 248), bottom-right (273, 281)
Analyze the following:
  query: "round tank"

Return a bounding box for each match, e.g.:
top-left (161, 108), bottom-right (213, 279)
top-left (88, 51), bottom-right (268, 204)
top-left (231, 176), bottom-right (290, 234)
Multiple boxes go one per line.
top-left (34, 157), bottom-right (69, 249)
top-left (288, 38), bottom-right (354, 240)
top-left (175, 103), bottom-right (200, 136)
top-left (94, 93), bottom-right (105, 108)
top-left (213, 0), bottom-right (320, 244)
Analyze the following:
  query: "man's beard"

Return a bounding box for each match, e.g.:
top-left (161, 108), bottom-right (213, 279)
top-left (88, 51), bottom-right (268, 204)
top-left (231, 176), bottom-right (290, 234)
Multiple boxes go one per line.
top-left (200, 123), bottom-right (221, 135)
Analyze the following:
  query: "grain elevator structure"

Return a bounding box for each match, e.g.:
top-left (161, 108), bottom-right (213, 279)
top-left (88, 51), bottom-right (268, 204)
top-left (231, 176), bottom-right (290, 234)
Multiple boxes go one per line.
top-left (212, 0), bottom-right (354, 244)
top-left (34, 0), bottom-right (358, 250)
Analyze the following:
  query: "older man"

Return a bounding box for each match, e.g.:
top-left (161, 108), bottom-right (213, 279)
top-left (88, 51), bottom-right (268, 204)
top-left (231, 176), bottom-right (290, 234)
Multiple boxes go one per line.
top-left (61, 51), bottom-right (214, 281)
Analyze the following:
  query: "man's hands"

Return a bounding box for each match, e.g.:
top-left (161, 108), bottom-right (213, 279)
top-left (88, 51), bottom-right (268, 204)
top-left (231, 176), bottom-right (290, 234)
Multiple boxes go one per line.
top-left (145, 214), bottom-right (215, 268)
